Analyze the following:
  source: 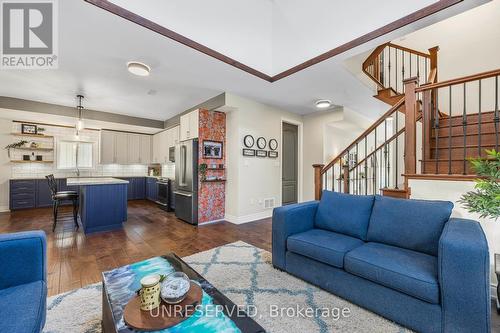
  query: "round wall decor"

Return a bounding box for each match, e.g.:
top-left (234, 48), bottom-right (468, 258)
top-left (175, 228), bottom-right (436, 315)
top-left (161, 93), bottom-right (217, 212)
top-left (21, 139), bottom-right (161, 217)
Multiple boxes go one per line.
top-left (269, 139), bottom-right (278, 151)
top-left (243, 135), bottom-right (255, 148)
top-left (256, 137), bottom-right (267, 149)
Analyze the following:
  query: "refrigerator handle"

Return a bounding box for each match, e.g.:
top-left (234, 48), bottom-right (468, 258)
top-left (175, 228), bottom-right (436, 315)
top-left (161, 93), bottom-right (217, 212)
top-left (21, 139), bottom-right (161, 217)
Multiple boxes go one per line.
top-left (180, 144), bottom-right (187, 186)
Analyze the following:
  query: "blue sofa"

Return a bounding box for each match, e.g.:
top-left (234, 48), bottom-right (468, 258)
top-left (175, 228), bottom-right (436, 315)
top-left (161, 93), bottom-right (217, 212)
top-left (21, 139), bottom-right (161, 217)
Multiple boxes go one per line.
top-left (272, 191), bottom-right (490, 333)
top-left (0, 231), bottom-right (47, 333)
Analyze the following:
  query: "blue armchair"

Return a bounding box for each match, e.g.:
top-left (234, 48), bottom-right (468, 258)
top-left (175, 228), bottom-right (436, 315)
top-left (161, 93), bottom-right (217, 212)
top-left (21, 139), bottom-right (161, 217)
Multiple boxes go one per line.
top-left (272, 192), bottom-right (490, 333)
top-left (0, 231), bottom-right (47, 333)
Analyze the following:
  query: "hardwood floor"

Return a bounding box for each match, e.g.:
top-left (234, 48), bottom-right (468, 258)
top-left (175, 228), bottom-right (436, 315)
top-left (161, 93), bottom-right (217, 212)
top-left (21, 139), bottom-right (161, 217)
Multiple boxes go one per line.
top-left (0, 200), bottom-right (271, 296)
top-left (1, 200), bottom-right (498, 330)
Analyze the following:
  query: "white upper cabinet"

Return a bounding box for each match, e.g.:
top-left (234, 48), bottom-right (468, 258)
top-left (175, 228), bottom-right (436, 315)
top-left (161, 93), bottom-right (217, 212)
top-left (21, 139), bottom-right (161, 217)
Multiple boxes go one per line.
top-left (128, 133), bottom-right (141, 164)
top-left (151, 125), bottom-right (180, 164)
top-left (140, 135), bottom-right (151, 164)
top-left (100, 130), bottom-right (153, 165)
top-left (114, 132), bottom-right (129, 164)
top-left (100, 130), bottom-right (116, 164)
top-left (179, 109), bottom-right (199, 141)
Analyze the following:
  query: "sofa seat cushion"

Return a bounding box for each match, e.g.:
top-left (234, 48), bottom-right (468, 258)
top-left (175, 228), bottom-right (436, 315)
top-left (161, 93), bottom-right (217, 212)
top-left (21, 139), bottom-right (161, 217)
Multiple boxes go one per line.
top-left (367, 195), bottom-right (453, 256)
top-left (0, 280), bottom-right (47, 332)
top-left (287, 229), bottom-right (364, 268)
top-left (344, 242), bottom-right (440, 304)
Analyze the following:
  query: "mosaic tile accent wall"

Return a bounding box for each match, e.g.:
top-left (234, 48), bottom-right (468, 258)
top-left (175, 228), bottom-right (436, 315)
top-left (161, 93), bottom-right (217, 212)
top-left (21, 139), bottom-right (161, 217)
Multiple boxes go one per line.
top-left (198, 109), bottom-right (226, 223)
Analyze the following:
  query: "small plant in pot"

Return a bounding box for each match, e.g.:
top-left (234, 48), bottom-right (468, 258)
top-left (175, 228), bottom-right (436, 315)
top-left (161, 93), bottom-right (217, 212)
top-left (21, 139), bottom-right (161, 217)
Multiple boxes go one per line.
top-left (199, 163), bottom-right (208, 181)
top-left (459, 149), bottom-right (500, 220)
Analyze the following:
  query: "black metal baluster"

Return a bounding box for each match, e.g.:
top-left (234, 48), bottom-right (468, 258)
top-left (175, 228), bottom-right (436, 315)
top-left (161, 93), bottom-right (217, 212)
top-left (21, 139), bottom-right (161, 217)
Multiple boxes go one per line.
top-left (388, 47), bottom-right (391, 88)
top-left (332, 165), bottom-right (335, 192)
top-left (402, 50), bottom-right (405, 93)
top-left (417, 55), bottom-right (420, 82)
top-left (384, 119), bottom-right (388, 187)
top-left (338, 162), bottom-right (341, 192)
top-left (462, 83), bottom-right (467, 175)
top-left (448, 86), bottom-right (452, 174)
top-left (395, 110), bottom-right (399, 188)
top-left (373, 128), bottom-right (377, 194)
top-left (478, 80), bottom-right (482, 158)
top-left (434, 90), bottom-right (439, 174)
top-left (355, 142), bottom-right (359, 195)
top-left (395, 49), bottom-right (398, 93)
top-left (365, 137), bottom-right (368, 195)
top-left (495, 76), bottom-right (499, 151)
top-left (425, 58), bottom-right (428, 83)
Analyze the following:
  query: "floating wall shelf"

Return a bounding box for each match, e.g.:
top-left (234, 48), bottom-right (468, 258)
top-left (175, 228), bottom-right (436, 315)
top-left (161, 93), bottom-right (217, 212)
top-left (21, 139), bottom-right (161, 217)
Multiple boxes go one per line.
top-left (10, 160), bottom-right (54, 164)
top-left (11, 133), bottom-right (54, 138)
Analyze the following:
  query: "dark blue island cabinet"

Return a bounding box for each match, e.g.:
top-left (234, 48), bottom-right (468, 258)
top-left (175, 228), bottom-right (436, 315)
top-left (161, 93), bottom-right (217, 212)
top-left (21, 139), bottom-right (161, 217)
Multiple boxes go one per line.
top-left (67, 178), bottom-right (128, 234)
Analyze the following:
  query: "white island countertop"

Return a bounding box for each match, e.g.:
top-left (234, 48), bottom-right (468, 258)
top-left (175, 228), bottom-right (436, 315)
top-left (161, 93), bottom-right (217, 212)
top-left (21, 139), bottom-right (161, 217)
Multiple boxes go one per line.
top-left (66, 177), bottom-right (129, 186)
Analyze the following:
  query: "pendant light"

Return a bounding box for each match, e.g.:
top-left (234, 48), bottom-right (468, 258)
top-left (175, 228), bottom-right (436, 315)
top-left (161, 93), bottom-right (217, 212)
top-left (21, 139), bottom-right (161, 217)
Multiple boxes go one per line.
top-left (76, 95), bottom-right (84, 136)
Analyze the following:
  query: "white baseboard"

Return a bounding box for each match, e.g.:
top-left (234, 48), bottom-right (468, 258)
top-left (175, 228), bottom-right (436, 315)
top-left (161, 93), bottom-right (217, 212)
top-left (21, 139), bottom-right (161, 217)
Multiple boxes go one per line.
top-left (0, 206), bottom-right (9, 213)
top-left (225, 210), bottom-right (272, 224)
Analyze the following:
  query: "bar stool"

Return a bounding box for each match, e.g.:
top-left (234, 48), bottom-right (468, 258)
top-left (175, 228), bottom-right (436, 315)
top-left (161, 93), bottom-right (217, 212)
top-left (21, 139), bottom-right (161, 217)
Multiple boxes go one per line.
top-left (45, 175), bottom-right (79, 231)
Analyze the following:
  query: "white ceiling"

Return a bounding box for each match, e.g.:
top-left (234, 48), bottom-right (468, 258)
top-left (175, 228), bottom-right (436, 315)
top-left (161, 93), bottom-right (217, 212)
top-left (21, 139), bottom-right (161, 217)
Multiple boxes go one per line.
top-left (0, 0), bottom-right (489, 122)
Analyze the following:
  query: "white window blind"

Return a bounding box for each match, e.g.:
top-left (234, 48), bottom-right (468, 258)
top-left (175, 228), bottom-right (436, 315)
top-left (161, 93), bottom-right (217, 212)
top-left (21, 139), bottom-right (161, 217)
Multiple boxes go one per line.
top-left (57, 140), bottom-right (94, 170)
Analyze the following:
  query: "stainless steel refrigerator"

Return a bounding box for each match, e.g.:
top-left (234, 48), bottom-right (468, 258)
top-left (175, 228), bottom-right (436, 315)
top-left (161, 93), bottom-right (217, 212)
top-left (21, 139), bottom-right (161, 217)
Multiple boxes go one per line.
top-left (174, 139), bottom-right (198, 225)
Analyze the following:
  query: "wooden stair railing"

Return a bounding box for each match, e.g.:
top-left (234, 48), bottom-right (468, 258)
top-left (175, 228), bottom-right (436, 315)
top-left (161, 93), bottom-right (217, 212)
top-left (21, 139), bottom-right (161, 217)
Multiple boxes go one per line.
top-left (410, 68), bottom-right (500, 176)
top-left (313, 99), bottom-right (406, 200)
top-left (362, 43), bottom-right (438, 107)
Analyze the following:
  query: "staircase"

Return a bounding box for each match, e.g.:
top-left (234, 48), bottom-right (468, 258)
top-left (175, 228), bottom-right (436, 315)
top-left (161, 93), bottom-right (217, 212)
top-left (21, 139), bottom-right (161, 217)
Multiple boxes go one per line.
top-left (314, 42), bottom-right (500, 200)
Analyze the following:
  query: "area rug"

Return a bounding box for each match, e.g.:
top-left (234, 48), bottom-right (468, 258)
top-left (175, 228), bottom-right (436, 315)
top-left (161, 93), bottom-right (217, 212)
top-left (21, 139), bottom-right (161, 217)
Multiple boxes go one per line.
top-left (45, 241), bottom-right (411, 333)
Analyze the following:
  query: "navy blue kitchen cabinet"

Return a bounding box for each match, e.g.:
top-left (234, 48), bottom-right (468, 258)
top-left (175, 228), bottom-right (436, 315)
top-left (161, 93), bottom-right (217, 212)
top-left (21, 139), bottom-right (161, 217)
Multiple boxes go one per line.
top-left (146, 177), bottom-right (158, 202)
top-left (9, 179), bottom-right (36, 210)
top-left (35, 179), bottom-right (53, 208)
top-left (134, 177), bottom-right (146, 200)
top-left (119, 177), bottom-right (146, 200)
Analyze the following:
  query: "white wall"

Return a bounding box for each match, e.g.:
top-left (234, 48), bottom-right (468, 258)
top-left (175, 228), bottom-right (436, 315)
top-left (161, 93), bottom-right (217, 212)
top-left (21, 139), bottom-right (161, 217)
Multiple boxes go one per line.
top-left (409, 179), bottom-right (500, 291)
top-left (223, 93), bottom-right (302, 223)
top-left (302, 107), bottom-right (372, 201)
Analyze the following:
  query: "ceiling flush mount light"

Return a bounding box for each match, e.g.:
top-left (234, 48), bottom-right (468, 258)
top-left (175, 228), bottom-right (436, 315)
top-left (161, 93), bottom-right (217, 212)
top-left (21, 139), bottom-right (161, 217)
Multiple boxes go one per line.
top-left (127, 61), bottom-right (151, 76)
top-left (315, 99), bottom-right (332, 109)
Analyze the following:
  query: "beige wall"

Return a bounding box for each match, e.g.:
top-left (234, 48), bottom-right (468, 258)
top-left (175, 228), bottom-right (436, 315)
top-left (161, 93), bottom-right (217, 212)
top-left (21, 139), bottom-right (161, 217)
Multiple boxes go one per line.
top-left (223, 93), bottom-right (302, 223)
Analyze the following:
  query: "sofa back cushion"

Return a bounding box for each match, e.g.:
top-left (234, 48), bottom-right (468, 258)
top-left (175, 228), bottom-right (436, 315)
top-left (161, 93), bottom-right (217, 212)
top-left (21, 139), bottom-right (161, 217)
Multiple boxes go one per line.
top-left (315, 191), bottom-right (375, 240)
top-left (367, 195), bottom-right (453, 256)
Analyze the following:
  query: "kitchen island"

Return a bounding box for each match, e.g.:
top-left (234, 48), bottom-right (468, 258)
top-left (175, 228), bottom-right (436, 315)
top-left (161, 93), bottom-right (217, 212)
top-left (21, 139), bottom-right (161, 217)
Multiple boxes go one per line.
top-left (67, 177), bottom-right (129, 234)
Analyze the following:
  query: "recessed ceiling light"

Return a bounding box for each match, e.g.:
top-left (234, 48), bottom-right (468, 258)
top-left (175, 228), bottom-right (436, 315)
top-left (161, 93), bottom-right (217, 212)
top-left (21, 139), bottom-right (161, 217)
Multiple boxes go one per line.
top-left (127, 61), bottom-right (151, 76)
top-left (315, 99), bottom-right (332, 109)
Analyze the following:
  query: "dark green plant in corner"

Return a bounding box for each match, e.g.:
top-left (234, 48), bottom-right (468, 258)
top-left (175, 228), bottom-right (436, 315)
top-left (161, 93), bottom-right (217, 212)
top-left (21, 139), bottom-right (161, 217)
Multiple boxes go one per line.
top-left (199, 163), bottom-right (208, 181)
top-left (459, 149), bottom-right (500, 220)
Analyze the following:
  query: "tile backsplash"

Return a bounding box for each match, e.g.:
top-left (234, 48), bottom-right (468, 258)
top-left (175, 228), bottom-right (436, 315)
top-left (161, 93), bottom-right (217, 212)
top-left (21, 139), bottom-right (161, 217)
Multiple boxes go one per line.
top-left (9, 122), bottom-right (152, 179)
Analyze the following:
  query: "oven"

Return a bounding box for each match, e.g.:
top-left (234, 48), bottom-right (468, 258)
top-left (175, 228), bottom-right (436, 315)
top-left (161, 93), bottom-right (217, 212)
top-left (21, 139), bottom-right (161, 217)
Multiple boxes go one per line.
top-left (156, 178), bottom-right (172, 211)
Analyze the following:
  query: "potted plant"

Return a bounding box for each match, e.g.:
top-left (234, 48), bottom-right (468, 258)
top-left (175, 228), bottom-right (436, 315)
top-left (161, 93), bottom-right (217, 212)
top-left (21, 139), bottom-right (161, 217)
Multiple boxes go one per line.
top-left (199, 163), bottom-right (208, 181)
top-left (4, 140), bottom-right (28, 158)
top-left (459, 149), bottom-right (500, 220)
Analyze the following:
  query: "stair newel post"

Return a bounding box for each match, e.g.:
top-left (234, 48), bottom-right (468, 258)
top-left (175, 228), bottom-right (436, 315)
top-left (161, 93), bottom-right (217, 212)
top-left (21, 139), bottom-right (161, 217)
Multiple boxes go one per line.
top-left (421, 86), bottom-right (432, 172)
top-left (342, 160), bottom-right (350, 194)
top-left (428, 46), bottom-right (439, 82)
top-left (313, 164), bottom-right (324, 200)
top-left (403, 77), bottom-right (419, 175)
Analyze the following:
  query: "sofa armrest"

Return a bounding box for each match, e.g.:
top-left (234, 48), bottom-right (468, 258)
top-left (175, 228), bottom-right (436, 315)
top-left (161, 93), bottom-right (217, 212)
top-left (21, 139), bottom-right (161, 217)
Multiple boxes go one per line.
top-left (0, 231), bottom-right (47, 290)
top-left (438, 218), bottom-right (490, 333)
top-left (272, 201), bottom-right (318, 270)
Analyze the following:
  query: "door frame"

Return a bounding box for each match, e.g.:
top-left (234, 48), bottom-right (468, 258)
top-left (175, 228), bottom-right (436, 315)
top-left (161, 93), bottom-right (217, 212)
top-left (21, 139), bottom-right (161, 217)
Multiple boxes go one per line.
top-left (280, 118), bottom-right (303, 205)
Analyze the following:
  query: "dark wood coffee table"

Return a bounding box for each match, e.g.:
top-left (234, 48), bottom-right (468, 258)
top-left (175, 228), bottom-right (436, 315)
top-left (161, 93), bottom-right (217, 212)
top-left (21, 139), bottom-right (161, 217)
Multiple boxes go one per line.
top-left (101, 253), bottom-right (265, 333)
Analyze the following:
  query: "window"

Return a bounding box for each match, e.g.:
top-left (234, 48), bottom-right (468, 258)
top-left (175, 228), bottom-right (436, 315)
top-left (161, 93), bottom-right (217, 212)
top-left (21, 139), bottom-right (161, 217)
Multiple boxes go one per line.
top-left (57, 140), bottom-right (94, 170)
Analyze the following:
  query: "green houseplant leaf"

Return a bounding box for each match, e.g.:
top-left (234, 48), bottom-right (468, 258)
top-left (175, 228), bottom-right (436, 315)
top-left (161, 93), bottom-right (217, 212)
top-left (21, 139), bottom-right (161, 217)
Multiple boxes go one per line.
top-left (459, 149), bottom-right (500, 220)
